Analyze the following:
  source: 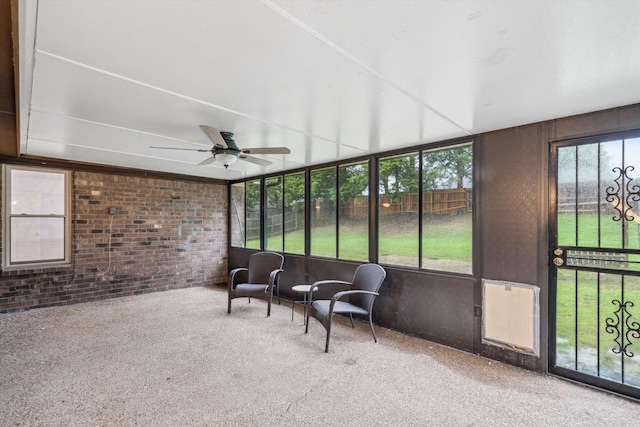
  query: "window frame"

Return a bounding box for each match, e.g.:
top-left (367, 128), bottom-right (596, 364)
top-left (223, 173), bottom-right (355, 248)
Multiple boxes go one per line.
top-left (2, 164), bottom-right (72, 270)
top-left (377, 151), bottom-right (421, 268)
top-left (265, 176), bottom-right (284, 252)
top-left (338, 160), bottom-right (370, 262)
top-left (310, 166), bottom-right (337, 259)
top-left (229, 181), bottom-right (246, 248)
top-left (283, 171), bottom-right (306, 255)
top-left (420, 142), bottom-right (474, 274)
top-left (244, 178), bottom-right (262, 250)
top-left (227, 138), bottom-right (474, 276)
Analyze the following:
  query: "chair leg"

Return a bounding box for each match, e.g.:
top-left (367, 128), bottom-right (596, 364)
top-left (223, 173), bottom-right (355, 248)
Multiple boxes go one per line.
top-left (267, 298), bottom-right (271, 317)
top-left (228, 297), bottom-right (231, 314)
top-left (324, 321), bottom-right (332, 353)
top-left (368, 312), bottom-right (378, 343)
top-left (349, 313), bottom-right (355, 328)
top-left (305, 311), bottom-right (310, 334)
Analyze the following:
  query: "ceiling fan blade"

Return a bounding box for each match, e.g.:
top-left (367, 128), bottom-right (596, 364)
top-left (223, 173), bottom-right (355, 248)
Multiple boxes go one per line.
top-left (199, 125), bottom-right (228, 149)
top-left (197, 156), bottom-right (217, 166)
top-left (238, 154), bottom-right (272, 166)
top-left (241, 147), bottom-right (291, 155)
top-left (150, 146), bottom-right (210, 152)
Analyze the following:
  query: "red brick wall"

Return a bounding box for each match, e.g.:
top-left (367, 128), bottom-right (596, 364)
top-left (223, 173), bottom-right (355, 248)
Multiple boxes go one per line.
top-left (0, 169), bottom-right (228, 313)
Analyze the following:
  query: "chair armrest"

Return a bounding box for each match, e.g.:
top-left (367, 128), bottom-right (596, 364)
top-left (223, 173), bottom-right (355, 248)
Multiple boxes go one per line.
top-left (229, 267), bottom-right (248, 290)
top-left (309, 280), bottom-right (352, 293)
top-left (268, 269), bottom-right (284, 288)
top-left (329, 290), bottom-right (379, 313)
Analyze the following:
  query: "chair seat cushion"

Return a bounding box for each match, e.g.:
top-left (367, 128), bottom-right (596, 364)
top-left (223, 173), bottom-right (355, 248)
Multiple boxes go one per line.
top-left (235, 283), bottom-right (268, 296)
top-left (312, 300), bottom-right (369, 317)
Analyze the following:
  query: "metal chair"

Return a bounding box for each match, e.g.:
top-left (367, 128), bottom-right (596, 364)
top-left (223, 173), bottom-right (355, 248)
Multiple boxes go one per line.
top-left (305, 263), bottom-right (386, 352)
top-left (228, 252), bottom-right (284, 316)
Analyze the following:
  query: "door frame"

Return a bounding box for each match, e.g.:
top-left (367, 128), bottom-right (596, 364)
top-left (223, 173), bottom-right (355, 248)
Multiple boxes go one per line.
top-left (548, 129), bottom-right (640, 399)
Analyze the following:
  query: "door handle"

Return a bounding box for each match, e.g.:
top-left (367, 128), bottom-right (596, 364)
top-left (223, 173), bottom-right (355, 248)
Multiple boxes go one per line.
top-left (552, 248), bottom-right (565, 267)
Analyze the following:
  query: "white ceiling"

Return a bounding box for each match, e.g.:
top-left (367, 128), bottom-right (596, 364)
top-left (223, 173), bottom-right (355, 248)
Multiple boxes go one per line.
top-left (17, 0), bottom-right (640, 180)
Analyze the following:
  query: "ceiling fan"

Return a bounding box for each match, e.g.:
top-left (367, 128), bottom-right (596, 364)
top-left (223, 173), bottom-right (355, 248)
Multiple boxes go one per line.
top-left (151, 126), bottom-right (291, 168)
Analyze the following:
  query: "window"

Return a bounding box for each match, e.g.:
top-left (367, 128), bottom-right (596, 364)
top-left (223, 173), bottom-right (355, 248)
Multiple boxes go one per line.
top-left (230, 182), bottom-right (246, 247)
top-left (245, 179), bottom-right (261, 249)
top-left (378, 153), bottom-right (420, 267)
top-left (231, 172), bottom-right (306, 253)
top-left (338, 161), bottom-right (369, 261)
top-left (2, 165), bottom-right (71, 269)
top-left (311, 167), bottom-right (336, 258)
top-left (422, 143), bottom-right (473, 274)
top-left (284, 172), bottom-right (305, 254)
top-left (228, 141), bottom-right (473, 274)
top-left (265, 176), bottom-right (283, 252)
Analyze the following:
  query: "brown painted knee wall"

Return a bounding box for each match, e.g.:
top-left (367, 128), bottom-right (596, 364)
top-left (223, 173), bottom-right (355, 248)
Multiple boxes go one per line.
top-left (0, 171), bottom-right (228, 313)
top-left (231, 103), bottom-right (640, 374)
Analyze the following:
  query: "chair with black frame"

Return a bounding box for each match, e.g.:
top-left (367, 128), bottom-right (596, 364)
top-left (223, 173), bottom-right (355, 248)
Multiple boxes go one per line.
top-left (305, 263), bottom-right (386, 352)
top-left (228, 251), bottom-right (284, 317)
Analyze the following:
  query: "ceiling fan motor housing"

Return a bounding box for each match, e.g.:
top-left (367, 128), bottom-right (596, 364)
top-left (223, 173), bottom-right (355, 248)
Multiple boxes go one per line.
top-left (215, 133), bottom-right (239, 168)
top-left (219, 132), bottom-right (239, 151)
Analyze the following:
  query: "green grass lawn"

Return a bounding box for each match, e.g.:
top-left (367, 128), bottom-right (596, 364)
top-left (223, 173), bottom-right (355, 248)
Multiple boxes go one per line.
top-left (253, 215), bottom-right (473, 264)
top-left (421, 218), bottom-right (473, 260)
top-left (556, 270), bottom-right (640, 379)
top-left (262, 227), bottom-right (370, 260)
top-left (558, 212), bottom-right (640, 249)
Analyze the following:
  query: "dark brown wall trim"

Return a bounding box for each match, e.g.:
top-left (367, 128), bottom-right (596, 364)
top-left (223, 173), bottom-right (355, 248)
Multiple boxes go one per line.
top-left (0, 0), bottom-right (18, 157)
top-left (0, 155), bottom-right (228, 184)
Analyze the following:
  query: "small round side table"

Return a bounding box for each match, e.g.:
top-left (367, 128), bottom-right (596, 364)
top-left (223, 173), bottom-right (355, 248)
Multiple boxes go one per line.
top-left (291, 284), bottom-right (316, 325)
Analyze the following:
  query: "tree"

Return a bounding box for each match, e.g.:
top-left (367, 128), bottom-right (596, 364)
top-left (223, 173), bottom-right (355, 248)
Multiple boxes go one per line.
top-left (557, 143), bottom-right (613, 184)
top-left (423, 145), bottom-right (472, 190)
top-left (338, 162), bottom-right (369, 206)
top-left (311, 168), bottom-right (336, 200)
top-left (379, 155), bottom-right (419, 201)
top-left (311, 167), bottom-right (336, 222)
top-left (284, 172), bottom-right (305, 211)
top-left (265, 176), bottom-right (282, 208)
top-left (245, 180), bottom-right (261, 209)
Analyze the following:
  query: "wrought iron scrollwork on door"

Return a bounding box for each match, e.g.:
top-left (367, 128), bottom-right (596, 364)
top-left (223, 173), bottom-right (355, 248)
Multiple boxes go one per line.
top-left (605, 300), bottom-right (640, 357)
top-left (605, 166), bottom-right (640, 222)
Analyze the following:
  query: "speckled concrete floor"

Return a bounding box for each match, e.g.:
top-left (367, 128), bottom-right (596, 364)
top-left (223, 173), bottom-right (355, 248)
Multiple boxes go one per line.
top-left (1, 286), bottom-right (638, 426)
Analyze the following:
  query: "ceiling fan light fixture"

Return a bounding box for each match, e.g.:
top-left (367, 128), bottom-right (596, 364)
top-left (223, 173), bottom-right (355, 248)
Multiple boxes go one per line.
top-left (215, 153), bottom-right (237, 168)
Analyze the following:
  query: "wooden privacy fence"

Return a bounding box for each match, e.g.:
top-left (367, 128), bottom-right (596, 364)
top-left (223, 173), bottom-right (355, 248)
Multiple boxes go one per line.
top-left (557, 181), bottom-right (640, 217)
top-left (247, 207), bottom-right (304, 239)
top-left (343, 188), bottom-right (472, 217)
top-left (244, 188), bottom-right (472, 240)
